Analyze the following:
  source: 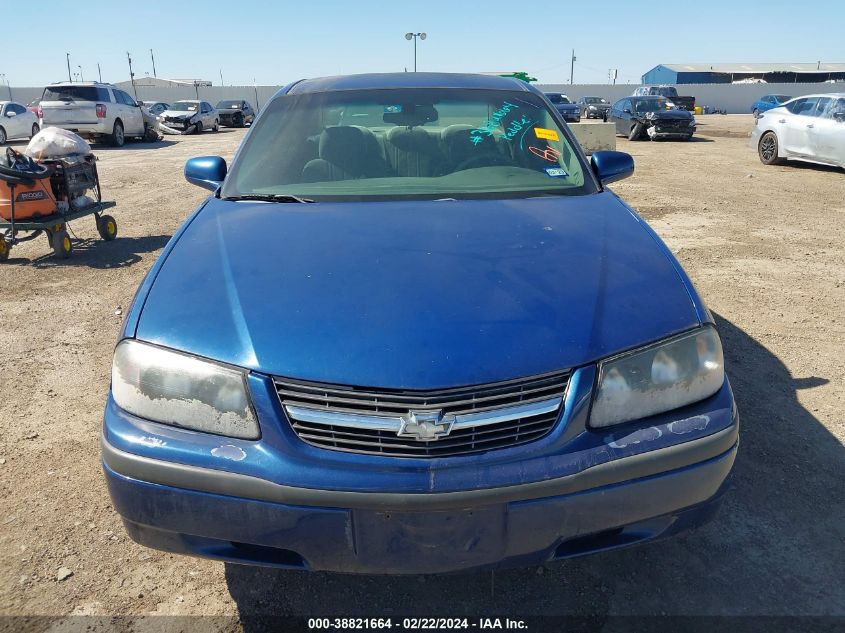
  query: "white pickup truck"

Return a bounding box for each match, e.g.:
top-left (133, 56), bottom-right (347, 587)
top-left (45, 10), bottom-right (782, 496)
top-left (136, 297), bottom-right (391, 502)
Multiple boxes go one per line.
top-left (39, 82), bottom-right (149, 147)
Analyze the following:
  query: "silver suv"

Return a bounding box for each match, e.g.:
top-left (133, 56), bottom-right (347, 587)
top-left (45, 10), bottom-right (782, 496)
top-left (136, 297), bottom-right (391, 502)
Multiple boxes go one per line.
top-left (39, 82), bottom-right (146, 147)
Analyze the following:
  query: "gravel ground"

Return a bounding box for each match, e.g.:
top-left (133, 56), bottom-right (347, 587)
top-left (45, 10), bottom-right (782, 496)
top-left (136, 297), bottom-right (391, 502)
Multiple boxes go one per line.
top-left (0, 116), bottom-right (843, 630)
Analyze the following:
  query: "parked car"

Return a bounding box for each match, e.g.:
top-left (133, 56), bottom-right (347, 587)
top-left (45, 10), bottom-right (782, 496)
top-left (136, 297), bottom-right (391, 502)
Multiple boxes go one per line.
top-left (215, 100), bottom-right (256, 127)
top-left (140, 101), bottom-right (170, 117)
top-left (576, 96), bottom-right (610, 120)
top-left (39, 82), bottom-right (147, 147)
top-left (610, 96), bottom-right (696, 141)
top-left (544, 93), bottom-right (580, 122)
top-left (102, 72), bottom-right (737, 575)
top-left (751, 93), bottom-right (845, 169)
top-left (0, 101), bottom-right (40, 145)
top-left (632, 86), bottom-right (696, 112)
top-left (751, 94), bottom-right (791, 118)
top-left (159, 100), bottom-right (219, 134)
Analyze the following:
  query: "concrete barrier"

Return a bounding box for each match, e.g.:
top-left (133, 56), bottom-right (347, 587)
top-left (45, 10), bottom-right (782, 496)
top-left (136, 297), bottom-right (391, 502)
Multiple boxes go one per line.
top-left (568, 122), bottom-right (616, 153)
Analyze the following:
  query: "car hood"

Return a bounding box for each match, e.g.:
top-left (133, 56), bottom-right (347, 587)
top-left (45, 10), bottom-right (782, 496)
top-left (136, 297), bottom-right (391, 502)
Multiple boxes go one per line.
top-left (161, 109), bottom-right (196, 117)
top-left (135, 193), bottom-right (700, 389)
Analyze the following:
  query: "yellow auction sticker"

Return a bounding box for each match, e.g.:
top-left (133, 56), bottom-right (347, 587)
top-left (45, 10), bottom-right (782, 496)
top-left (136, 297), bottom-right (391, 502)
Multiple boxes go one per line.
top-left (534, 127), bottom-right (560, 141)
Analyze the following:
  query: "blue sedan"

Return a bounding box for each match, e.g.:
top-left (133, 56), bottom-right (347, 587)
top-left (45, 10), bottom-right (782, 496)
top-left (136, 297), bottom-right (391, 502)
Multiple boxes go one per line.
top-left (102, 73), bottom-right (738, 574)
top-left (752, 94), bottom-right (791, 118)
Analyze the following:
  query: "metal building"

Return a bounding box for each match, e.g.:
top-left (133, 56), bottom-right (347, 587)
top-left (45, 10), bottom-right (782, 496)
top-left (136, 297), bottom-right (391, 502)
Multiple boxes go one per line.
top-left (642, 63), bottom-right (845, 84)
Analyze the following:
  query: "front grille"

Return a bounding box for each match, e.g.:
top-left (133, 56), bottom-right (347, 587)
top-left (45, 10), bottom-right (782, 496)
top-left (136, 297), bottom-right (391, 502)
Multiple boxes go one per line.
top-left (275, 371), bottom-right (570, 458)
top-left (655, 119), bottom-right (689, 130)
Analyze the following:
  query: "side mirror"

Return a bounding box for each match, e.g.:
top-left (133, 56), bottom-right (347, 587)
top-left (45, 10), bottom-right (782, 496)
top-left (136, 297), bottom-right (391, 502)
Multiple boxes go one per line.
top-left (834, 112), bottom-right (845, 122)
top-left (7, 111), bottom-right (17, 117)
top-left (591, 151), bottom-right (634, 185)
top-left (185, 156), bottom-right (227, 191)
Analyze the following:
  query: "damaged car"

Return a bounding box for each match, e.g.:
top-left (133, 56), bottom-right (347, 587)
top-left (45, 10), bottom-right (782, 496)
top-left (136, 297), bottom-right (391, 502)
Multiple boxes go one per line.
top-left (102, 72), bottom-right (737, 575)
top-left (610, 96), bottom-right (696, 141)
top-left (158, 100), bottom-right (219, 134)
top-left (215, 100), bottom-right (256, 128)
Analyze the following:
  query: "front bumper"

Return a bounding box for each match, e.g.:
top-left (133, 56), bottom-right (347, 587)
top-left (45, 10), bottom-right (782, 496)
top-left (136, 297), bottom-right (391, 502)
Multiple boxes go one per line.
top-left (104, 434), bottom-right (735, 574)
top-left (103, 365), bottom-right (738, 573)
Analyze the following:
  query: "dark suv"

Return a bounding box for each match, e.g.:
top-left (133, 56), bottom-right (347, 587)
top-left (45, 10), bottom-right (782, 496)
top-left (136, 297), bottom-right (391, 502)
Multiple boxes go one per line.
top-left (215, 100), bottom-right (256, 128)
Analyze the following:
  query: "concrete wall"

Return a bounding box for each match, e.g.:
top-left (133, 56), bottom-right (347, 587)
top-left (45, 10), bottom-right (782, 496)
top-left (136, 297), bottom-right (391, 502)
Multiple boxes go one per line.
top-left (536, 82), bottom-right (839, 114)
top-left (568, 123), bottom-right (616, 154)
top-left (7, 81), bottom-right (842, 115)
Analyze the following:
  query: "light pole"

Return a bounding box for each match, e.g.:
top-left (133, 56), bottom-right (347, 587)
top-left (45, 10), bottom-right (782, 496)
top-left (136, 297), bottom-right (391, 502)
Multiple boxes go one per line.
top-left (404, 32), bottom-right (426, 72)
top-left (570, 49), bottom-right (576, 85)
top-left (66, 53), bottom-right (72, 82)
top-left (150, 49), bottom-right (157, 78)
top-left (97, 63), bottom-right (102, 82)
top-left (219, 69), bottom-right (224, 87)
top-left (78, 65), bottom-right (84, 82)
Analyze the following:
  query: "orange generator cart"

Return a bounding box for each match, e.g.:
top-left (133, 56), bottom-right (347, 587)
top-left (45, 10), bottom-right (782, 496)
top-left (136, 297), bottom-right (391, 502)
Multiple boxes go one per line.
top-left (0, 148), bottom-right (117, 262)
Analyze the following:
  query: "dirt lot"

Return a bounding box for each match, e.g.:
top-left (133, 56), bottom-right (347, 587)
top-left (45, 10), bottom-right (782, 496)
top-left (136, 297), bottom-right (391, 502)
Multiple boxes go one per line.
top-left (1, 116), bottom-right (843, 629)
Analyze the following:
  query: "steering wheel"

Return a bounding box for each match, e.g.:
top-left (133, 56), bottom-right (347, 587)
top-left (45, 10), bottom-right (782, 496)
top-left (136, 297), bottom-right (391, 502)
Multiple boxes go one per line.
top-left (453, 153), bottom-right (512, 172)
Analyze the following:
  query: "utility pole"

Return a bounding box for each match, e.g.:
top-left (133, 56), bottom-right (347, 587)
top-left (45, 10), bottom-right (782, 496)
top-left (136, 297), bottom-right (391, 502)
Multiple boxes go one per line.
top-left (219, 69), bottom-right (224, 87)
top-left (66, 53), bottom-right (72, 82)
top-left (127, 52), bottom-right (138, 99)
top-left (150, 49), bottom-right (157, 78)
top-left (78, 65), bottom-right (84, 82)
top-left (97, 63), bottom-right (102, 82)
top-left (570, 49), bottom-right (576, 85)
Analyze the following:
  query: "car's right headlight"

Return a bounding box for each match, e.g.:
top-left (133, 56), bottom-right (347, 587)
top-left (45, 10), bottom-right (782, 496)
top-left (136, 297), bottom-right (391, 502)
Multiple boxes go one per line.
top-left (111, 340), bottom-right (259, 439)
top-left (589, 327), bottom-right (724, 429)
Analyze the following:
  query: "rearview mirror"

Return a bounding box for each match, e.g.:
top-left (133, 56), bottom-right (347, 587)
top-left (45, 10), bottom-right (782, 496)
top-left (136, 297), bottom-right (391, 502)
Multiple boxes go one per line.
top-left (591, 151), bottom-right (634, 185)
top-left (834, 112), bottom-right (845, 123)
top-left (185, 156), bottom-right (227, 191)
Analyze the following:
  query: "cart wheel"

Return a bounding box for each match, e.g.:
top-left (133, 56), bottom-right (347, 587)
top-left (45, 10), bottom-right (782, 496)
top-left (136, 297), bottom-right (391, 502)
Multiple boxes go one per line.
top-left (0, 239), bottom-right (10, 262)
top-left (97, 215), bottom-right (118, 241)
top-left (52, 230), bottom-right (72, 259)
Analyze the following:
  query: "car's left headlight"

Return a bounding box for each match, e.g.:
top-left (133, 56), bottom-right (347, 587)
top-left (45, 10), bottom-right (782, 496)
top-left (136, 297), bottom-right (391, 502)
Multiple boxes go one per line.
top-left (589, 327), bottom-right (724, 429)
top-left (111, 340), bottom-right (259, 439)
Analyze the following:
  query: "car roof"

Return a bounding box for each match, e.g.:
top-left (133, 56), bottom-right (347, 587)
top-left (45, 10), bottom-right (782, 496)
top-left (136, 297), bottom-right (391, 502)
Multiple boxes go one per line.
top-left (46, 81), bottom-right (115, 87)
top-left (286, 72), bottom-right (533, 95)
top-left (783, 93), bottom-right (845, 101)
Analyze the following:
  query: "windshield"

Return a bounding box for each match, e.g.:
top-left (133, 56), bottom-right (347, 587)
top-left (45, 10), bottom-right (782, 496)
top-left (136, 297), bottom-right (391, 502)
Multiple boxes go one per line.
top-left (222, 88), bottom-right (596, 202)
top-left (633, 98), bottom-right (667, 113)
top-left (172, 101), bottom-right (198, 111)
top-left (217, 100), bottom-right (241, 109)
top-left (585, 97), bottom-right (607, 104)
top-left (773, 95), bottom-right (791, 103)
top-left (42, 86), bottom-right (109, 102)
top-left (653, 87), bottom-right (677, 97)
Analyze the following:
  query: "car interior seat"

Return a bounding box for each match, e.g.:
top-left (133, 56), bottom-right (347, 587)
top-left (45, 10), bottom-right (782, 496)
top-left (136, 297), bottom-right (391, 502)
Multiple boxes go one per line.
top-left (384, 126), bottom-right (445, 178)
top-left (301, 126), bottom-right (392, 182)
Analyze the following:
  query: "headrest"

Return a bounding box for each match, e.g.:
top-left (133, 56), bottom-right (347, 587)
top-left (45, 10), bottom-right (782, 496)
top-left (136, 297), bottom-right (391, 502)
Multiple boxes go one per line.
top-left (386, 126), bottom-right (440, 154)
top-left (441, 124), bottom-right (496, 152)
top-left (318, 126), bottom-right (379, 176)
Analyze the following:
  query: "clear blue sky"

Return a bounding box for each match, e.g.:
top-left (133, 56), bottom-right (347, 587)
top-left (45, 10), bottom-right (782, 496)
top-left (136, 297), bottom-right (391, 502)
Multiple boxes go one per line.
top-left (3, 0), bottom-right (844, 87)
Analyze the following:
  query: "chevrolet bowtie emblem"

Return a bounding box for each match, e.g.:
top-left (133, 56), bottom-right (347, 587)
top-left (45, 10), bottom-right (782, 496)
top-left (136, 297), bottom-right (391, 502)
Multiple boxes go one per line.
top-left (398, 409), bottom-right (455, 441)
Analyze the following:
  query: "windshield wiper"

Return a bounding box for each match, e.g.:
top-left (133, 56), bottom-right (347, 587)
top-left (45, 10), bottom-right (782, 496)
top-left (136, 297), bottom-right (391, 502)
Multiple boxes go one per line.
top-left (222, 194), bottom-right (315, 204)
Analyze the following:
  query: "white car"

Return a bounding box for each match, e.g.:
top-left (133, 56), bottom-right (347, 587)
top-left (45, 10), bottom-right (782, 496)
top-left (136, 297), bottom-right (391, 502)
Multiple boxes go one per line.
top-left (158, 100), bottom-right (219, 134)
top-left (751, 93), bottom-right (845, 169)
top-left (0, 101), bottom-right (40, 145)
top-left (39, 82), bottom-right (147, 147)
